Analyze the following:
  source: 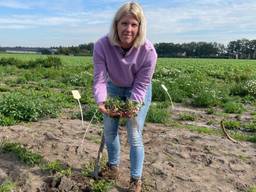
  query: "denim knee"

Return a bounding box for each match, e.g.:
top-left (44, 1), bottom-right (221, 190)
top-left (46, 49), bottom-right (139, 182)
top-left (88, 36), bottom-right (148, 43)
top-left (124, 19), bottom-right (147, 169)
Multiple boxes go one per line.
top-left (127, 119), bottom-right (144, 147)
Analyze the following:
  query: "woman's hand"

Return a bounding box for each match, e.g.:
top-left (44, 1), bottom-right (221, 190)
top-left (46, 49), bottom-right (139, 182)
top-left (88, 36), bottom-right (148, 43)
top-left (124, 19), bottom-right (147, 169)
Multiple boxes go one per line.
top-left (98, 102), bottom-right (108, 114)
top-left (98, 103), bottom-right (120, 117)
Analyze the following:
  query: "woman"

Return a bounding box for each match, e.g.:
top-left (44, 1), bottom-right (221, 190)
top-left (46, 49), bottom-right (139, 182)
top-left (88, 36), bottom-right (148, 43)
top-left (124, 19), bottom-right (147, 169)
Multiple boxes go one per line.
top-left (93, 2), bottom-right (157, 191)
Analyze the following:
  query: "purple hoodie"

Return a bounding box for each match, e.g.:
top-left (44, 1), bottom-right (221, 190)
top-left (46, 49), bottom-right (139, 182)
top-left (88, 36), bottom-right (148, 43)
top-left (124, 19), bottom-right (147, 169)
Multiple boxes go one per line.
top-left (93, 35), bottom-right (157, 104)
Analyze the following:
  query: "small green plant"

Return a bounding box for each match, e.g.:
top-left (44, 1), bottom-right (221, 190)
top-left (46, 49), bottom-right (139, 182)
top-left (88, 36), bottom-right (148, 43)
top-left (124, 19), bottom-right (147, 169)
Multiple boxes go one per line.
top-left (41, 160), bottom-right (72, 176)
top-left (0, 142), bottom-right (43, 166)
top-left (90, 179), bottom-right (113, 192)
top-left (243, 122), bottom-right (256, 132)
top-left (0, 114), bottom-right (16, 126)
top-left (178, 113), bottom-right (196, 121)
top-left (0, 180), bottom-right (15, 192)
top-left (206, 107), bottom-right (215, 114)
top-left (206, 120), bottom-right (214, 125)
top-left (223, 102), bottom-right (244, 114)
top-left (223, 120), bottom-right (241, 130)
top-left (82, 161), bottom-right (95, 177)
top-left (146, 102), bottom-right (170, 123)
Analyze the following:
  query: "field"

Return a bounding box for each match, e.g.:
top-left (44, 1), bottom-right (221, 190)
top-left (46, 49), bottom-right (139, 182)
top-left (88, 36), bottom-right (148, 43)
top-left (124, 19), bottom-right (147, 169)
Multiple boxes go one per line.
top-left (0, 53), bottom-right (255, 192)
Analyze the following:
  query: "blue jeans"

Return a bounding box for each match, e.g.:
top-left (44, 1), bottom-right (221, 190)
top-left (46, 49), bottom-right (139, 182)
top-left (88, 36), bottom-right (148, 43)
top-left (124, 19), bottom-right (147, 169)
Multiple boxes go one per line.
top-left (103, 81), bottom-right (152, 179)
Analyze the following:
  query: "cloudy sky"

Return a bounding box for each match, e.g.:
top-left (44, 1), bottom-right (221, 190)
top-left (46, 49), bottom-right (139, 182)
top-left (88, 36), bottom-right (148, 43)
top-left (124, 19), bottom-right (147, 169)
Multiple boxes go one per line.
top-left (0, 0), bottom-right (255, 47)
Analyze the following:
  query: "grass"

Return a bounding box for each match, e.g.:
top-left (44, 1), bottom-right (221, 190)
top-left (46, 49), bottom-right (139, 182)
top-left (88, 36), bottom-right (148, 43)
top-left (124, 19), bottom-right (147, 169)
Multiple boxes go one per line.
top-left (0, 142), bottom-right (74, 177)
top-left (82, 160), bottom-right (96, 177)
top-left (81, 156), bottom-right (113, 192)
top-left (0, 140), bottom-right (112, 191)
top-left (223, 120), bottom-right (241, 130)
top-left (248, 186), bottom-right (256, 192)
top-left (90, 180), bottom-right (113, 192)
top-left (146, 102), bottom-right (170, 123)
top-left (178, 112), bottom-right (196, 121)
top-left (0, 142), bottom-right (43, 166)
top-left (175, 123), bottom-right (256, 143)
top-left (183, 124), bottom-right (220, 135)
top-left (41, 160), bottom-right (72, 176)
top-left (223, 101), bottom-right (245, 114)
top-left (0, 181), bottom-right (15, 192)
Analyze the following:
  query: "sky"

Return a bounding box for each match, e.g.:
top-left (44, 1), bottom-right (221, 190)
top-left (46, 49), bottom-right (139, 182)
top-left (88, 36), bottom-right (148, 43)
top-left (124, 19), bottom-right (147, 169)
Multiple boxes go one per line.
top-left (0, 0), bottom-right (255, 47)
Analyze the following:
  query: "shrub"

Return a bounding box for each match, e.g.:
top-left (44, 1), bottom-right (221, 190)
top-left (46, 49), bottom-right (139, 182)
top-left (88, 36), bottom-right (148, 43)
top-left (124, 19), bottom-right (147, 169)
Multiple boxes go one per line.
top-left (16, 56), bottom-right (62, 69)
top-left (0, 92), bottom-right (60, 123)
top-left (230, 82), bottom-right (248, 97)
top-left (223, 102), bottom-right (244, 114)
top-left (146, 102), bottom-right (170, 123)
top-left (81, 104), bottom-right (103, 123)
top-left (152, 80), bottom-right (168, 102)
top-left (192, 89), bottom-right (219, 107)
top-left (0, 57), bottom-right (21, 66)
top-left (80, 89), bottom-right (94, 105)
top-left (61, 72), bottom-right (87, 86)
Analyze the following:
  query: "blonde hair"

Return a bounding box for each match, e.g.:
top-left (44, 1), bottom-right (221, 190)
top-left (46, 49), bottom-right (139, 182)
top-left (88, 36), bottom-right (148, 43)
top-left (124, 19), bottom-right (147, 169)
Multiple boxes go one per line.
top-left (108, 2), bottom-right (146, 48)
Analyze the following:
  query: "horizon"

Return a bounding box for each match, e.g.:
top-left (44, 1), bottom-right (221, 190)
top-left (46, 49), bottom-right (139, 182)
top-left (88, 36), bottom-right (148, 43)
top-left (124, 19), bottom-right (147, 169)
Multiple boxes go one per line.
top-left (0, 0), bottom-right (255, 47)
top-left (0, 38), bottom-right (253, 49)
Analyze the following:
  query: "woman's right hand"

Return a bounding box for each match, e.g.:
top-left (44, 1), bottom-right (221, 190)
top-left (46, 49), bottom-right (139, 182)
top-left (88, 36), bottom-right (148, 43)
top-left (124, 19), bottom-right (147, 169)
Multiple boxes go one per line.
top-left (98, 103), bottom-right (120, 117)
top-left (98, 102), bottom-right (108, 114)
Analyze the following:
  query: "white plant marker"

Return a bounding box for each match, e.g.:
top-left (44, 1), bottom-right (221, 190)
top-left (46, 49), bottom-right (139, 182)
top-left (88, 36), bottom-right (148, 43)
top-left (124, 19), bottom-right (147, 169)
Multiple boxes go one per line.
top-left (161, 84), bottom-right (174, 109)
top-left (72, 90), bottom-right (84, 128)
top-left (72, 90), bottom-right (97, 153)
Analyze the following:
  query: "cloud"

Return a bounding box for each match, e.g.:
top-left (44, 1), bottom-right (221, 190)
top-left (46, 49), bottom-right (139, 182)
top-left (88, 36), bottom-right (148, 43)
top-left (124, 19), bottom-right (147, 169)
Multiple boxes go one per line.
top-left (0, 8), bottom-right (113, 29)
top-left (0, 0), bottom-right (32, 9)
top-left (145, 0), bottom-right (256, 42)
top-left (1, 0), bottom-right (256, 46)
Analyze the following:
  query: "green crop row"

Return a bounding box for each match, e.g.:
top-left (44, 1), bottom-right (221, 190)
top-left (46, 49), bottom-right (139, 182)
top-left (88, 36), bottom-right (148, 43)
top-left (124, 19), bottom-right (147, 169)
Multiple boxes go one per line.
top-left (0, 53), bottom-right (255, 142)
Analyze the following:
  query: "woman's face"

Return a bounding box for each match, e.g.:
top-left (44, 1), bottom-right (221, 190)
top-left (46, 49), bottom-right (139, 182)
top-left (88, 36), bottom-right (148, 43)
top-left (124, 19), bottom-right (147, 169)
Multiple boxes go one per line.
top-left (117, 14), bottom-right (139, 48)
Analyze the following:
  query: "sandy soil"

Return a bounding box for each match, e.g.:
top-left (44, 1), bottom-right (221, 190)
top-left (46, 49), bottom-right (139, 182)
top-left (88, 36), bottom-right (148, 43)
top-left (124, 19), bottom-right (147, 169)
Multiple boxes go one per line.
top-left (0, 109), bottom-right (255, 192)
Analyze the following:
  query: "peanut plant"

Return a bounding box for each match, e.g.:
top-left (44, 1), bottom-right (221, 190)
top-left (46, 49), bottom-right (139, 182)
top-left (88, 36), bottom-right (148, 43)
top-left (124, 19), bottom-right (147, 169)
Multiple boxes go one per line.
top-left (105, 97), bottom-right (142, 117)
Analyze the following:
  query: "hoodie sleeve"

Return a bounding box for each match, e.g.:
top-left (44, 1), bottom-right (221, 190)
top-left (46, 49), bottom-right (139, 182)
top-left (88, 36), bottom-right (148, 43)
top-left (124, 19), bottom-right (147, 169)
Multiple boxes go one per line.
top-left (130, 47), bottom-right (157, 103)
top-left (93, 40), bottom-right (108, 104)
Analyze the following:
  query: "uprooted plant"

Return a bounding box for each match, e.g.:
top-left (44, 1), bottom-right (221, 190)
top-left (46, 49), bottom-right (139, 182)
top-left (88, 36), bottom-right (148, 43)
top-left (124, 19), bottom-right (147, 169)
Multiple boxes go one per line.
top-left (105, 97), bottom-right (143, 117)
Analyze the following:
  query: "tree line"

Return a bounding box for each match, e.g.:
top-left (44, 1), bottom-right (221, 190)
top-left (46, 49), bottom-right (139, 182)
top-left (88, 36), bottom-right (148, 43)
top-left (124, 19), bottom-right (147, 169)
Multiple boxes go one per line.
top-left (2, 38), bottom-right (254, 59)
top-left (52, 38), bottom-right (256, 59)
